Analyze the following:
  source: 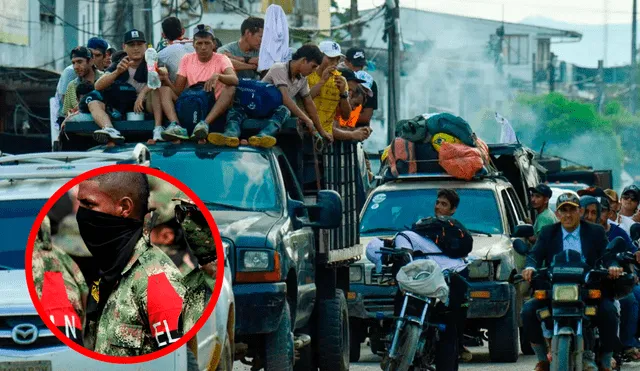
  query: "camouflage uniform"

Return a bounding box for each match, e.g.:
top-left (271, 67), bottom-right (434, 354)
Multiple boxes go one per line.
top-left (173, 192), bottom-right (218, 334)
top-left (92, 237), bottom-right (186, 356)
top-left (32, 216), bottom-right (89, 328)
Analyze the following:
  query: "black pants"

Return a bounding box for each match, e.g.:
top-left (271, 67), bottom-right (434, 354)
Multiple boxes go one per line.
top-left (521, 298), bottom-right (621, 353)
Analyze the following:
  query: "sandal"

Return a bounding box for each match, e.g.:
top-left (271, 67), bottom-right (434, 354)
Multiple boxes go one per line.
top-left (624, 347), bottom-right (640, 362)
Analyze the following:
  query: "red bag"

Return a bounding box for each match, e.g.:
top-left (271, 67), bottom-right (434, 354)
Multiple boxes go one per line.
top-left (438, 142), bottom-right (483, 180)
top-left (387, 137), bottom-right (417, 176)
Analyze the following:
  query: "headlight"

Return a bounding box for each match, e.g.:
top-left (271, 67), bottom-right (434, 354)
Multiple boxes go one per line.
top-left (468, 261), bottom-right (493, 279)
top-left (243, 251), bottom-right (269, 269)
top-left (350, 265), bottom-right (363, 282)
top-left (553, 284), bottom-right (579, 302)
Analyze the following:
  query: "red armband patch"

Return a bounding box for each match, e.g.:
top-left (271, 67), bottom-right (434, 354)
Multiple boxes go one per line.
top-left (40, 271), bottom-right (82, 336)
top-left (147, 273), bottom-right (183, 347)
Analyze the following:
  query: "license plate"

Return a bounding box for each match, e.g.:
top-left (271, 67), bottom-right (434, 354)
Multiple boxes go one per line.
top-left (0, 361), bottom-right (52, 371)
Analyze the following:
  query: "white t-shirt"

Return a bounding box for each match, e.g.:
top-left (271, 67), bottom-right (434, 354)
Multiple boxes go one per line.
top-left (617, 214), bottom-right (635, 236)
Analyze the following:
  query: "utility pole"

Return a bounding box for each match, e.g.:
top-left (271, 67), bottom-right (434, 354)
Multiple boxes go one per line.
top-left (631, 0), bottom-right (637, 114)
top-left (349, 0), bottom-right (360, 46)
top-left (386, 0), bottom-right (400, 145)
top-left (597, 59), bottom-right (605, 114)
top-left (548, 52), bottom-right (556, 93)
top-left (532, 52), bottom-right (537, 94)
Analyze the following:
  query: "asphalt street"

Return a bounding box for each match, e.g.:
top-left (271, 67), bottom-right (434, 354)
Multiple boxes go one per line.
top-left (233, 343), bottom-right (640, 370)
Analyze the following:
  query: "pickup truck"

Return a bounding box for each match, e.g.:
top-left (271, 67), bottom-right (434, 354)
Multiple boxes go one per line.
top-left (348, 143), bottom-right (539, 363)
top-left (61, 118), bottom-right (363, 371)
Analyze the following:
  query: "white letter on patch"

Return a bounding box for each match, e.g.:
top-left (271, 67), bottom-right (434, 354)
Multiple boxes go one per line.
top-left (153, 321), bottom-right (167, 347)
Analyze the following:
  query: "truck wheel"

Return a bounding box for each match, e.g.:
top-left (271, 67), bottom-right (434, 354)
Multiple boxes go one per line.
top-left (488, 285), bottom-right (519, 363)
top-left (317, 289), bottom-right (350, 371)
top-left (520, 326), bottom-right (534, 355)
top-left (186, 346), bottom-right (198, 371)
top-left (216, 336), bottom-right (233, 371)
top-left (350, 318), bottom-right (363, 362)
top-left (264, 301), bottom-right (295, 371)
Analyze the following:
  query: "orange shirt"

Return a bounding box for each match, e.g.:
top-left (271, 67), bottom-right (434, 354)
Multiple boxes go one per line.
top-left (337, 105), bottom-right (362, 128)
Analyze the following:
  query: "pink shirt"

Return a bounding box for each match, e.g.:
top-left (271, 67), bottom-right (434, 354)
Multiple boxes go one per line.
top-left (177, 52), bottom-right (233, 99)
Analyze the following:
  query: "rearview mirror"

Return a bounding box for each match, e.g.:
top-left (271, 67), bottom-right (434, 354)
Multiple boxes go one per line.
top-left (290, 190), bottom-right (343, 230)
top-left (511, 224), bottom-right (534, 238)
top-left (606, 236), bottom-right (628, 254)
top-left (512, 239), bottom-right (529, 256)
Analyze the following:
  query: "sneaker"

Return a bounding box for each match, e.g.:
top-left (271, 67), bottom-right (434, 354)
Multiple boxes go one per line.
top-left (459, 346), bottom-right (473, 362)
top-left (153, 126), bottom-right (164, 141)
top-left (162, 122), bottom-right (188, 141)
top-left (248, 134), bottom-right (277, 148)
top-left (93, 127), bottom-right (124, 144)
top-left (208, 132), bottom-right (240, 147)
top-left (191, 121), bottom-right (209, 141)
top-left (533, 360), bottom-right (550, 371)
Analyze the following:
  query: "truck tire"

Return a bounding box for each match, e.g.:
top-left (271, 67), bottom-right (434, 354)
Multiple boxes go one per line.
top-left (216, 336), bottom-right (233, 371)
top-left (385, 322), bottom-right (421, 371)
top-left (265, 301), bottom-right (295, 371)
top-left (350, 318), bottom-right (363, 362)
top-left (317, 289), bottom-right (350, 371)
top-left (520, 326), bottom-right (534, 355)
top-left (488, 285), bottom-right (519, 363)
top-left (187, 346), bottom-right (198, 371)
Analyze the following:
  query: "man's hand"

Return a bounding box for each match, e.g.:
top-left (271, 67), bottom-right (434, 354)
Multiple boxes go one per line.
top-left (321, 130), bottom-right (333, 143)
top-left (204, 74), bottom-right (219, 92)
top-left (351, 127), bottom-right (370, 141)
top-left (248, 57), bottom-right (259, 65)
top-left (528, 236), bottom-right (537, 244)
top-left (335, 76), bottom-right (347, 93)
top-left (158, 67), bottom-right (169, 83)
top-left (608, 266), bottom-right (624, 279)
top-left (635, 251), bottom-right (640, 264)
top-left (633, 211), bottom-right (640, 223)
top-left (321, 65), bottom-right (337, 83)
top-left (134, 93), bottom-right (146, 113)
top-left (522, 268), bottom-right (535, 283)
top-left (116, 56), bottom-right (130, 75)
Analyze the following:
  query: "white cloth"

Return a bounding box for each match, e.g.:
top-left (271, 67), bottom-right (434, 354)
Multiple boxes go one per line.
top-left (617, 214), bottom-right (635, 236)
top-left (258, 4), bottom-right (291, 72)
top-left (496, 112), bottom-right (517, 144)
top-left (365, 231), bottom-right (468, 273)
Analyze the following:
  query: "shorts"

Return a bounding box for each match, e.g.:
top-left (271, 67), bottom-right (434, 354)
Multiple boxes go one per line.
top-left (81, 82), bottom-right (138, 116)
top-left (79, 90), bottom-right (102, 113)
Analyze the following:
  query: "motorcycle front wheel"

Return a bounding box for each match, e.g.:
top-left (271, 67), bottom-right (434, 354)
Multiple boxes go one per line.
top-left (386, 322), bottom-right (422, 371)
top-left (551, 334), bottom-right (572, 371)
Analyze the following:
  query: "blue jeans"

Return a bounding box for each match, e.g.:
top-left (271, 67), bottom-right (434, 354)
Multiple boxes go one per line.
top-left (620, 285), bottom-right (640, 348)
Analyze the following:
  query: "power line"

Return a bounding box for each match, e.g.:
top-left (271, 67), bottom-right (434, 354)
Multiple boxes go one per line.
top-left (36, 0), bottom-right (120, 38)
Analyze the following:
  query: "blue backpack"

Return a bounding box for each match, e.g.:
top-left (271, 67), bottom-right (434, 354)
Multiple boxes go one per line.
top-left (175, 83), bottom-right (214, 133)
top-left (235, 79), bottom-right (283, 118)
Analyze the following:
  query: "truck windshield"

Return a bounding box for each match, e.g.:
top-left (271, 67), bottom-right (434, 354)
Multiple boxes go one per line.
top-left (151, 150), bottom-right (279, 212)
top-left (360, 188), bottom-right (503, 236)
top-left (0, 198), bottom-right (47, 270)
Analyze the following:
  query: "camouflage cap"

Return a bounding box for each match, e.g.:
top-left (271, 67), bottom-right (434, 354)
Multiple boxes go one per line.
top-left (52, 215), bottom-right (92, 257)
top-left (172, 192), bottom-right (216, 264)
top-left (146, 175), bottom-right (182, 230)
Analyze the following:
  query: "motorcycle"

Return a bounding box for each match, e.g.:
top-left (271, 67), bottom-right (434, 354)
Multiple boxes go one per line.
top-left (376, 245), bottom-right (466, 371)
top-left (512, 237), bottom-right (634, 371)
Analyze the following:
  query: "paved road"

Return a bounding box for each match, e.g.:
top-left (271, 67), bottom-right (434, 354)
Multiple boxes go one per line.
top-left (233, 343), bottom-right (640, 370)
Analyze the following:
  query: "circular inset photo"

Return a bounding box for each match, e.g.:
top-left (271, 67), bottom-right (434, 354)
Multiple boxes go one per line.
top-left (24, 165), bottom-right (224, 364)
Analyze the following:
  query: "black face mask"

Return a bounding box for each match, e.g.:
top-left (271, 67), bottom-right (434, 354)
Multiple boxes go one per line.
top-left (76, 207), bottom-right (144, 319)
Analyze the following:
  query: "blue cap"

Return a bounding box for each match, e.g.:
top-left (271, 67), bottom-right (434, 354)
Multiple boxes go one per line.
top-left (87, 37), bottom-right (108, 53)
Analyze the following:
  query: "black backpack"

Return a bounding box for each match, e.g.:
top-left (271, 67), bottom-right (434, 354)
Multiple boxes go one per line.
top-left (411, 216), bottom-right (473, 258)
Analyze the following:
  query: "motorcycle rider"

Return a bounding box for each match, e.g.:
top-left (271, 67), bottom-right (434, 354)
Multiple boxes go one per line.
top-left (521, 193), bottom-right (623, 371)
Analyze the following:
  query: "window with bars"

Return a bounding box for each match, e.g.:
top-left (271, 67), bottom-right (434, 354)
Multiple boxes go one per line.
top-left (504, 35), bottom-right (529, 65)
top-left (39, 0), bottom-right (56, 23)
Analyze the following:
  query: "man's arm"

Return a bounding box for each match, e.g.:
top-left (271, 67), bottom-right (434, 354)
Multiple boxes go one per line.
top-left (358, 107), bottom-right (373, 124)
top-left (333, 121), bottom-right (369, 141)
top-left (526, 227), bottom-right (549, 270)
top-left (217, 67), bottom-right (239, 86)
top-left (94, 72), bottom-right (119, 91)
top-left (227, 58), bottom-right (258, 71)
top-left (280, 87), bottom-right (312, 123)
top-left (335, 77), bottom-right (351, 120)
top-left (302, 95), bottom-right (331, 141)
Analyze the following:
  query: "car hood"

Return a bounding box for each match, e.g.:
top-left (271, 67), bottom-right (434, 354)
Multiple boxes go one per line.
top-left (0, 270), bottom-right (33, 308)
top-left (357, 233), bottom-right (514, 262)
top-left (211, 210), bottom-right (281, 248)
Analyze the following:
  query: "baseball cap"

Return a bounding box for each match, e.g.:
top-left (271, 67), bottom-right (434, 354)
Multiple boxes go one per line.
top-left (355, 70), bottom-right (374, 97)
top-left (338, 68), bottom-right (365, 84)
top-left (193, 24), bottom-right (215, 38)
top-left (622, 185), bottom-right (640, 200)
top-left (319, 41), bottom-right (344, 58)
top-left (600, 197), bottom-right (611, 211)
top-left (346, 47), bottom-right (367, 67)
top-left (70, 46), bottom-right (93, 60)
top-left (87, 37), bottom-right (108, 53)
top-left (556, 193), bottom-right (581, 210)
top-left (604, 189), bottom-right (619, 202)
top-left (124, 29), bottom-right (146, 44)
top-left (528, 184), bottom-right (552, 199)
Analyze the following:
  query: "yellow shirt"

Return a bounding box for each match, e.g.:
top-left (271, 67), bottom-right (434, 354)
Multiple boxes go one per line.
top-left (307, 71), bottom-right (348, 134)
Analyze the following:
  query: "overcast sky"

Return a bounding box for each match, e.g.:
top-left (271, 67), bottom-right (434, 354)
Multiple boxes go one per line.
top-left (335, 0), bottom-right (635, 25)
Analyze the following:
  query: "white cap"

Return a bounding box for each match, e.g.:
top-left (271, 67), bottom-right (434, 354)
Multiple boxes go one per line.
top-left (318, 41), bottom-right (344, 58)
top-left (355, 70), bottom-right (374, 97)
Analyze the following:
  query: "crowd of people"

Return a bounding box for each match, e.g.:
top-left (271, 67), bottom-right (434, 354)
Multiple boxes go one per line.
top-left (54, 15), bottom-right (378, 150)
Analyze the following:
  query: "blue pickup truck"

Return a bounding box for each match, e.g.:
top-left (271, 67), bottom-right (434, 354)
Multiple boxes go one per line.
top-left (61, 119), bottom-right (363, 371)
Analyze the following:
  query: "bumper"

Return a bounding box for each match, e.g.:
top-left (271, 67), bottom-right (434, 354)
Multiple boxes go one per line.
top-left (467, 281), bottom-right (512, 319)
top-left (0, 345), bottom-right (185, 370)
top-left (234, 282), bottom-right (287, 335)
top-left (347, 283), bottom-right (398, 320)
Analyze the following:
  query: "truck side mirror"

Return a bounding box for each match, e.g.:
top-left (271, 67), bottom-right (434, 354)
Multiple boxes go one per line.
top-left (289, 190), bottom-right (343, 230)
top-left (511, 224), bottom-right (534, 238)
top-left (512, 239), bottom-right (529, 256)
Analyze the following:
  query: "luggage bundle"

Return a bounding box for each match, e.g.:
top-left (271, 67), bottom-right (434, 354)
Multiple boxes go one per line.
top-left (383, 112), bottom-right (492, 180)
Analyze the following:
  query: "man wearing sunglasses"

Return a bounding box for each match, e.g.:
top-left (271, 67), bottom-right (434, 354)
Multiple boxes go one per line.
top-left (617, 185), bottom-right (640, 236)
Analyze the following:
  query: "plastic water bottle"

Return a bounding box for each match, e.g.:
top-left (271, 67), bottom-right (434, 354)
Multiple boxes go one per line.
top-left (145, 48), bottom-right (161, 89)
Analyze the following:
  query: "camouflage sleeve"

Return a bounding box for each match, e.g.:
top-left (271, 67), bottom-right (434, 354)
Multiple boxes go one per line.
top-left (137, 249), bottom-right (187, 349)
top-left (182, 268), bottom-right (216, 333)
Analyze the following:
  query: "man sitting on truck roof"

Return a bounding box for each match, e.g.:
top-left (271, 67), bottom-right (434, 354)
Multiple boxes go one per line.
top-left (332, 69), bottom-right (372, 142)
top-left (528, 184), bottom-right (558, 245)
top-left (158, 24), bottom-right (238, 142)
top-left (157, 17), bottom-right (194, 83)
top-left (82, 29), bottom-right (165, 144)
top-left (617, 185), bottom-right (640, 236)
top-left (61, 46), bottom-right (104, 117)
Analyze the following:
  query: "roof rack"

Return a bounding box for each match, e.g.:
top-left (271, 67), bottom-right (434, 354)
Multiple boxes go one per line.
top-left (0, 143), bottom-right (150, 180)
top-left (378, 170), bottom-right (506, 183)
